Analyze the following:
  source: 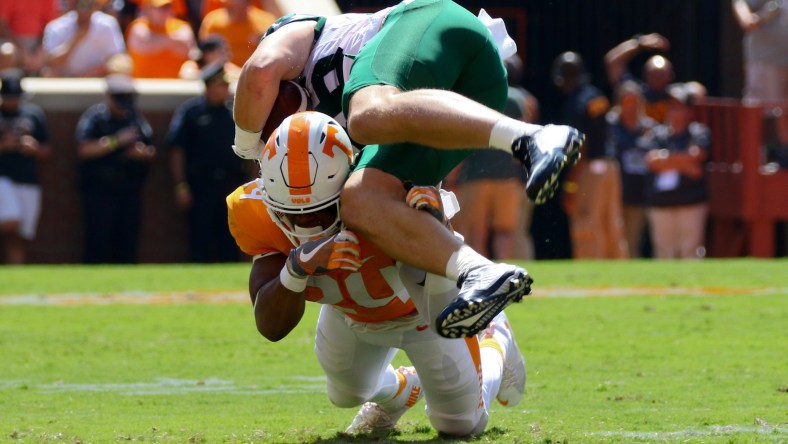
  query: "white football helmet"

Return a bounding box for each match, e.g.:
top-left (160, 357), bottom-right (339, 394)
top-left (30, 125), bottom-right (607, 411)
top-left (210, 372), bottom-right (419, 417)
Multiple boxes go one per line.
top-left (258, 111), bottom-right (354, 246)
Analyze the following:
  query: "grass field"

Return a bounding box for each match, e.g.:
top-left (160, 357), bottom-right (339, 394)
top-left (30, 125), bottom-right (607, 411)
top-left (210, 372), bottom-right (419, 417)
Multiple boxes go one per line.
top-left (1, 260), bottom-right (786, 443)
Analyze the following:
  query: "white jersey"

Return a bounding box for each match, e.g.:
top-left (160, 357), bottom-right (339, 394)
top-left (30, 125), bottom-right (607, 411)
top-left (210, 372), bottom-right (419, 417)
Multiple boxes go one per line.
top-left (304, 10), bottom-right (392, 126)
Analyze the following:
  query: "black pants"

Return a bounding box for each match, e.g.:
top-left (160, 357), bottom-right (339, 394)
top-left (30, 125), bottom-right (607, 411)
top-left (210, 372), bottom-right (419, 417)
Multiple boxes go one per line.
top-left (187, 180), bottom-right (240, 263)
top-left (82, 185), bottom-right (143, 264)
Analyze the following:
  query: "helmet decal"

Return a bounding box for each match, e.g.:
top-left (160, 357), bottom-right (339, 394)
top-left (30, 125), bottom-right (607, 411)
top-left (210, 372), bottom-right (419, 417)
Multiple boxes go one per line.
top-left (324, 123), bottom-right (353, 159)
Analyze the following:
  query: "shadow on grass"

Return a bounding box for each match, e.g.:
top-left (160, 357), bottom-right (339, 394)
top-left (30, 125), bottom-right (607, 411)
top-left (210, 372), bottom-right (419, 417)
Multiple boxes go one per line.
top-left (303, 426), bottom-right (513, 443)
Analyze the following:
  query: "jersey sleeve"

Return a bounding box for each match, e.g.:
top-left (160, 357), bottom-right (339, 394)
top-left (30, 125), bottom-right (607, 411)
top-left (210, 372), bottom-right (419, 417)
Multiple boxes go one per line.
top-left (226, 181), bottom-right (293, 257)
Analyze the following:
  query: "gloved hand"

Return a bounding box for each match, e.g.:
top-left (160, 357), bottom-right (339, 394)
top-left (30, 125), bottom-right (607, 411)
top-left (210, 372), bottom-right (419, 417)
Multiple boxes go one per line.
top-left (286, 230), bottom-right (362, 277)
top-left (404, 184), bottom-right (452, 229)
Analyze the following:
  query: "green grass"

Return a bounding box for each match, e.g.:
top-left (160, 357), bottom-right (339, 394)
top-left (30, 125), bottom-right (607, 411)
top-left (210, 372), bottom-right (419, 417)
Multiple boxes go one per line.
top-left (1, 260), bottom-right (786, 443)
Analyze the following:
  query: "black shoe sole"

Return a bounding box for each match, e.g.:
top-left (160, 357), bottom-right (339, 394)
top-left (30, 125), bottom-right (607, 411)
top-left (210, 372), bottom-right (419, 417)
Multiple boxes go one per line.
top-left (436, 274), bottom-right (532, 338)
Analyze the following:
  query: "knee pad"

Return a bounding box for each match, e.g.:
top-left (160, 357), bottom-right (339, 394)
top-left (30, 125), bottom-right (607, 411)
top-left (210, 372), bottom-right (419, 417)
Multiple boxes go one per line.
top-left (429, 409), bottom-right (488, 438)
top-left (326, 382), bottom-right (370, 408)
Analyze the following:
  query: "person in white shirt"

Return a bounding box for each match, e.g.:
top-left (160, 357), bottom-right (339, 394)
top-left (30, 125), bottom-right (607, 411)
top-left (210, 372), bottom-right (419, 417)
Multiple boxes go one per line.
top-left (41, 0), bottom-right (126, 77)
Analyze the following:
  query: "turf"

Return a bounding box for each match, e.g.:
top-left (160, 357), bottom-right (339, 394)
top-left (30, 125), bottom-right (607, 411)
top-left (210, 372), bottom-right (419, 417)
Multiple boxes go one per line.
top-left (1, 260), bottom-right (786, 443)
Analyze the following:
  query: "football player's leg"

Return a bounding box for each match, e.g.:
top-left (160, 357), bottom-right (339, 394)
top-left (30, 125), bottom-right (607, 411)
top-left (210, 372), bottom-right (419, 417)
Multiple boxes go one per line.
top-left (343, 0), bottom-right (509, 150)
top-left (403, 327), bottom-right (488, 437)
top-left (341, 0), bottom-right (531, 339)
top-left (342, 167), bottom-right (532, 339)
top-left (315, 305), bottom-right (397, 408)
top-left (478, 311), bottom-right (526, 407)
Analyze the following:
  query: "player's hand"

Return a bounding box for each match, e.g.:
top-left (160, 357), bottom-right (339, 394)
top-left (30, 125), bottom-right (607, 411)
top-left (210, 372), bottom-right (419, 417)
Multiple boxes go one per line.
top-left (286, 230), bottom-right (361, 277)
top-left (233, 125), bottom-right (263, 160)
top-left (405, 184), bottom-right (452, 229)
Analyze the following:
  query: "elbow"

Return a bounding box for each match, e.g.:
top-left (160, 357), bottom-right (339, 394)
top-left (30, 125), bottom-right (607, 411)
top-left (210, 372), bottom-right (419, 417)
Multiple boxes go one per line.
top-left (239, 59), bottom-right (280, 95)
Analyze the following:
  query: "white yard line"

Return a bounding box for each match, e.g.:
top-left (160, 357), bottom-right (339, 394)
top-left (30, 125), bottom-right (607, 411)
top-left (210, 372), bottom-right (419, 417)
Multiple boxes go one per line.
top-left (0, 287), bottom-right (783, 305)
top-left (592, 425), bottom-right (788, 440)
top-left (0, 377), bottom-right (326, 396)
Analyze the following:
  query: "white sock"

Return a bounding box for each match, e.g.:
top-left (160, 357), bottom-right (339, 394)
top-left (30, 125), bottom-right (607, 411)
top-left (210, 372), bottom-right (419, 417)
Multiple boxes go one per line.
top-left (445, 245), bottom-right (492, 282)
top-left (488, 117), bottom-right (541, 152)
top-left (480, 345), bottom-right (504, 410)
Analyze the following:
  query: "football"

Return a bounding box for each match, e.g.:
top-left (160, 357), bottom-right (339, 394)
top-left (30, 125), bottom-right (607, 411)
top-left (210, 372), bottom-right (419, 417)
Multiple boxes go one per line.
top-left (262, 80), bottom-right (310, 140)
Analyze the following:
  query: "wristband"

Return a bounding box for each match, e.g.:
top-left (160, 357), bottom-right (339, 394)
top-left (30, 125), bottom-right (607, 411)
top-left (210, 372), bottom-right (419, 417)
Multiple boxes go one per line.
top-left (233, 124), bottom-right (263, 159)
top-left (279, 265), bottom-right (308, 293)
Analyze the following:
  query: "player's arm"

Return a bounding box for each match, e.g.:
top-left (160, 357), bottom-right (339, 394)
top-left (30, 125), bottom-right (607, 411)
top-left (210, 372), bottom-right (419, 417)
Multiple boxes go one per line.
top-left (249, 253), bottom-right (307, 342)
top-left (232, 21), bottom-right (314, 159)
top-left (249, 231), bottom-right (362, 342)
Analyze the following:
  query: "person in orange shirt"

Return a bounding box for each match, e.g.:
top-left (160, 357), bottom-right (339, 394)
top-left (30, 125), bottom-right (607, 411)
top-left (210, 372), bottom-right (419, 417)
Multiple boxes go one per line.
top-left (126, 0), bottom-right (196, 78)
top-left (198, 0), bottom-right (275, 67)
top-left (178, 35), bottom-right (240, 80)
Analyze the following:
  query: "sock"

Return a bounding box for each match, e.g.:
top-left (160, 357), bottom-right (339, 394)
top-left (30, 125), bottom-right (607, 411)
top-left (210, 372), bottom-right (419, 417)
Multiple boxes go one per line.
top-left (488, 117), bottom-right (541, 152)
top-left (479, 342), bottom-right (504, 409)
top-left (445, 245), bottom-right (493, 282)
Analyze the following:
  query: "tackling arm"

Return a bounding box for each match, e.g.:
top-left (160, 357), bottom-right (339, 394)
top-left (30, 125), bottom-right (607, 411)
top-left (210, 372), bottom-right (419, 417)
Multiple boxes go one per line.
top-left (249, 231), bottom-right (361, 342)
top-left (232, 21), bottom-right (314, 158)
top-left (249, 253), bottom-right (307, 342)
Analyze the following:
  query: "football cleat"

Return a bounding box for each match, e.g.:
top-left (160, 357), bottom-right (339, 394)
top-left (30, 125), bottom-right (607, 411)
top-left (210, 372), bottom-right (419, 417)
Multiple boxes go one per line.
top-left (436, 263), bottom-right (532, 338)
top-left (345, 366), bottom-right (423, 435)
top-left (512, 124), bottom-right (585, 204)
top-left (479, 312), bottom-right (527, 407)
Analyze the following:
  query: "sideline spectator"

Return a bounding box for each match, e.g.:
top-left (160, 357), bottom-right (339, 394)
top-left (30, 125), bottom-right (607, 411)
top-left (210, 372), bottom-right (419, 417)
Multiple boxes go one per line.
top-left (127, 0), bottom-right (196, 78)
top-left (452, 54), bottom-right (531, 260)
top-left (75, 73), bottom-right (156, 263)
top-left (0, 0), bottom-right (61, 75)
top-left (198, 0), bottom-right (275, 67)
top-left (604, 33), bottom-right (675, 123)
top-left (41, 0), bottom-right (126, 77)
top-left (553, 51), bottom-right (628, 259)
top-left (179, 35), bottom-right (241, 80)
top-left (607, 80), bottom-right (658, 258)
top-left (732, 0), bottom-right (788, 105)
top-left (644, 83), bottom-right (710, 259)
top-left (0, 41), bottom-right (21, 72)
top-left (506, 54), bottom-right (539, 261)
top-left (167, 63), bottom-right (247, 262)
top-left (732, 0), bottom-right (788, 161)
top-left (0, 71), bottom-right (51, 264)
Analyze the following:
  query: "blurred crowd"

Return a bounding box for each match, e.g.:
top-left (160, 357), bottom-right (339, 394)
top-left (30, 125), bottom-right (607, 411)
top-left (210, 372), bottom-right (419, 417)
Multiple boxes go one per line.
top-left (0, 0), bottom-right (276, 264)
top-left (0, 0), bottom-right (279, 79)
top-left (0, 0), bottom-right (786, 264)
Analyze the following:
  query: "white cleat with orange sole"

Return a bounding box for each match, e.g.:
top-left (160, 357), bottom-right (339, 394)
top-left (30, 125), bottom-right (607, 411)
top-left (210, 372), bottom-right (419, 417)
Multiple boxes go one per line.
top-left (345, 366), bottom-right (423, 435)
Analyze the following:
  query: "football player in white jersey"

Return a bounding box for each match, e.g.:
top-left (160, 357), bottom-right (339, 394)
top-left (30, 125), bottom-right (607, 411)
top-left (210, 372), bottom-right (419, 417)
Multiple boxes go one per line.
top-left (227, 111), bottom-right (526, 437)
top-left (232, 1), bottom-right (586, 340)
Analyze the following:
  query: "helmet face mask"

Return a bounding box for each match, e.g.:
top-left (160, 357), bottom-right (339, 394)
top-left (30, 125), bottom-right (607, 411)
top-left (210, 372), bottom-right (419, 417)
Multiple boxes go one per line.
top-left (258, 111), bottom-right (354, 246)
